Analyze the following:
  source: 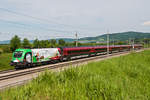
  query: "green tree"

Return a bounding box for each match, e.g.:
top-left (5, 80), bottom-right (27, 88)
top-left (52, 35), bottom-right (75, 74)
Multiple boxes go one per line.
top-left (39, 40), bottom-right (46, 48)
top-left (0, 48), bottom-right (3, 54)
top-left (58, 39), bottom-right (66, 46)
top-left (117, 41), bottom-right (125, 45)
top-left (33, 38), bottom-right (40, 48)
top-left (49, 39), bottom-right (57, 47)
top-left (50, 39), bottom-right (56, 44)
top-left (143, 38), bottom-right (150, 48)
top-left (22, 38), bottom-right (31, 48)
top-left (10, 35), bottom-right (21, 51)
top-left (44, 40), bottom-right (51, 47)
top-left (3, 45), bottom-right (11, 53)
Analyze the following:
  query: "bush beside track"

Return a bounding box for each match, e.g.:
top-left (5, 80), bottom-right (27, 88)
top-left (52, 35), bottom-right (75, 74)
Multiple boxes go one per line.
top-left (0, 53), bottom-right (14, 71)
top-left (0, 50), bottom-right (150, 100)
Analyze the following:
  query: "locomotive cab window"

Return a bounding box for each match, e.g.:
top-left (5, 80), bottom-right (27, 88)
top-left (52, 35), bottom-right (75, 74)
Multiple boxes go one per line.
top-left (14, 51), bottom-right (23, 58)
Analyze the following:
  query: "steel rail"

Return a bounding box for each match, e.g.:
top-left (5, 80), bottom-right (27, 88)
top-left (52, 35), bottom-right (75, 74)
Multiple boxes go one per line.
top-left (0, 69), bottom-right (16, 74)
top-left (0, 51), bottom-right (135, 81)
top-left (0, 49), bottom-right (145, 82)
top-left (0, 52), bottom-right (106, 75)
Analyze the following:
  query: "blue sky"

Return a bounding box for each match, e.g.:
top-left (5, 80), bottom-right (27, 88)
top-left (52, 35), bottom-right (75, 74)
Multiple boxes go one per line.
top-left (0, 0), bottom-right (150, 40)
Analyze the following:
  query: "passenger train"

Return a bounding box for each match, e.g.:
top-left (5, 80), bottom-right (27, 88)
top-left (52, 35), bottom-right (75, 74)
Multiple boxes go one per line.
top-left (10, 44), bottom-right (143, 69)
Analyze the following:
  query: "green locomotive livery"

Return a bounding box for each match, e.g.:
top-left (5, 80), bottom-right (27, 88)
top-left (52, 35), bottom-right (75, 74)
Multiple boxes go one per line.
top-left (10, 48), bottom-right (61, 68)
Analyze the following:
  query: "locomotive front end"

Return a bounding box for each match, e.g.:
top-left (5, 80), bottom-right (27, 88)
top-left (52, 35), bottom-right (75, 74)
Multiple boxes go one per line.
top-left (10, 49), bottom-right (32, 68)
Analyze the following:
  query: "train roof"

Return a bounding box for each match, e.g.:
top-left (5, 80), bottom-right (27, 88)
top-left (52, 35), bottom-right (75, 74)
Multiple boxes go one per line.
top-left (61, 45), bottom-right (132, 49)
top-left (60, 44), bottom-right (143, 50)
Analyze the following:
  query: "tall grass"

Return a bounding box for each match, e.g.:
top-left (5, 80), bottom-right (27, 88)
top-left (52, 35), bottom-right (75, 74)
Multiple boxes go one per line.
top-left (0, 53), bottom-right (13, 71)
top-left (0, 50), bottom-right (150, 100)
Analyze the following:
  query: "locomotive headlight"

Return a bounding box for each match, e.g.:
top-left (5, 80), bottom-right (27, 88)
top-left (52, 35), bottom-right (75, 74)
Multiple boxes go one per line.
top-left (13, 60), bottom-right (19, 62)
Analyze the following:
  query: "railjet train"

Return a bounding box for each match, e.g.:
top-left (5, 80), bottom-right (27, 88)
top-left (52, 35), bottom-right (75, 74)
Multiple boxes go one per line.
top-left (10, 45), bottom-right (143, 69)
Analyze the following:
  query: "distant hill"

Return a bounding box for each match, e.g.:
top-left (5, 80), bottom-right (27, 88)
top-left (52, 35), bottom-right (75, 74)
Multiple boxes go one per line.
top-left (55, 38), bottom-right (75, 42)
top-left (79, 31), bottom-right (150, 42)
top-left (0, 38), bottom-right (75, 44)
top-left (55, 31), bottom-right (150, 43)
top-left (0, 31), bottom-right (150, 44)
top-left (0, 40), bottom-right (10, 44)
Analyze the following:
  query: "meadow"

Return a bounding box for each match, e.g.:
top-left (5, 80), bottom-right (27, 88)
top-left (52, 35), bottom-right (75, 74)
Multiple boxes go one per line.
top-left (0, 53), bottom-right (13, 71)
top-left (0, 50), bottom-right (150, 100)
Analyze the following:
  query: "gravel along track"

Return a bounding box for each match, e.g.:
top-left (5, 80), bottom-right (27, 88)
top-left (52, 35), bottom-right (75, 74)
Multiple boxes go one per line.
top-left (0, 49), bottom-right (146, 90)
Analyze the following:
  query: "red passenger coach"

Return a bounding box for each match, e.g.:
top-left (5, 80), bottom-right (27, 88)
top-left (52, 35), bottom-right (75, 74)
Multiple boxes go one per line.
top-left (62, 47), bottom-right (93, 57)
top-left (58, 44), bottom-right (143, 61)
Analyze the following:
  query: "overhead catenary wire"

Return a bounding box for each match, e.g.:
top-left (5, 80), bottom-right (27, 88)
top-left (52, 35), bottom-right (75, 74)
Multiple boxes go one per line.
top-left (0, 18), bottom-right (76, 39)
top-left (0, 18), bottom-right (72, 33)
top-left (0, 7), bottom-right (84, 38)
top-left (0, 7), bottom-right (86, 30)
top-left (0, 18), bottom-right (99, 39)
top-left (0, 7), bottom-right (108, 37)
top-left (0, 7), bottom-right (104, 39)
top-left (0, 7), bottom-right (103, 33)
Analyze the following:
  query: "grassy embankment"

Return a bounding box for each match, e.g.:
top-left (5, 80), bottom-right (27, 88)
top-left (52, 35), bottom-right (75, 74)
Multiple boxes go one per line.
top-left (0, 50), bottom-right (150, 100)
top-left (0, 53), bottom-right (13, 71)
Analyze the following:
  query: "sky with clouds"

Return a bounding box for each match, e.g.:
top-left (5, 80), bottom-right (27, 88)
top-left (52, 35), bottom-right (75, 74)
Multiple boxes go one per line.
top-left (0, 0), bottom-right (150, 40)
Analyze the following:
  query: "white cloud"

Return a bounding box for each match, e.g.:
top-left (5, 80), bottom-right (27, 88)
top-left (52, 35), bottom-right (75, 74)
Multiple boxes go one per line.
top-left (142, 21), bottom-right (150, 26)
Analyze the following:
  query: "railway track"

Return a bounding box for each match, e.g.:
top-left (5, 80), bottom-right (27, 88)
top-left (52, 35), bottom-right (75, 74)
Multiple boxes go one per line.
top-left (0, 53), bottom-right (108, 81)
top-left (0, 69), bottom-right (16, 74)
top-left (0, 49), bottom-right (146, 90)
top-left (0, 53), bottom-right (106, 75)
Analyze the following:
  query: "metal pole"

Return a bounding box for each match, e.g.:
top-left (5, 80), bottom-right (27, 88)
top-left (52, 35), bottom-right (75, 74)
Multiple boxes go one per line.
top-left (132, 39), bottom-right (134, 50)
top-left (144, 38), bottom-right (145, 48)
top-left (75, 32), bottom-right (78, 47)
top-left (129, 38), bottom-right (131, 45)
top-left (113, 40), bottom-right (115, 46)
top-left (107, 30), bottom-right (109, 56)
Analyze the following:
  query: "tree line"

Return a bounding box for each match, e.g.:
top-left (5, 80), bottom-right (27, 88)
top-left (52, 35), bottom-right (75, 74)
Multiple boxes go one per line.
top-left (10, 35), bottom-right (68, 52)
top-left (5, 35), bottom-right (106, 52)
top-left (0, 35), bottom-right (149, 54)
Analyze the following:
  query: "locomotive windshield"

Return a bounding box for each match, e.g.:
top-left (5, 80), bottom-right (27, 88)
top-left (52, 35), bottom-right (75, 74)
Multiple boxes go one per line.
top-left (14, 51), bottom-right (23, 58)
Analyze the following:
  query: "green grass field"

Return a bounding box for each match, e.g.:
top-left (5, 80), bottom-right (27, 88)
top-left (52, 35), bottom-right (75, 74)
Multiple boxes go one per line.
top-left (0, 50), bottom-right (150, 100)
top-left (0, 53), bottom-right (14, 71)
